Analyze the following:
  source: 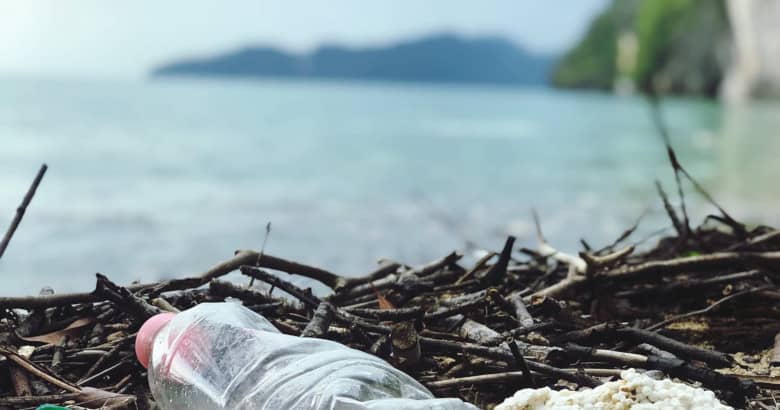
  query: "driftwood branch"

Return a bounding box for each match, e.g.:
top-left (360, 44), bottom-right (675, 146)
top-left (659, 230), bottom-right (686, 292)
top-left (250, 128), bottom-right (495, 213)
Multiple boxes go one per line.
top-left (301, 302), bottom-right (335, 338)
top-left (0, 163), bottom-right (47, 259)
top-left (605, 251), bottom-right (780, 280)
top-left (480, 236), bottom-right (515, 285)
top-left (94, 273), bottom-right (162, 321)
top-left (0, 345), bottom-right (81, 393)
top-left (240, 265), bottom-right (321, 308)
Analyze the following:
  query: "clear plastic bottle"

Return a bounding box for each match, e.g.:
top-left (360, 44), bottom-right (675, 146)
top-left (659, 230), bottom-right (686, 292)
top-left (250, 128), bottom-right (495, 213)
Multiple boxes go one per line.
top-left (135, 302), bottom-right (478, 410)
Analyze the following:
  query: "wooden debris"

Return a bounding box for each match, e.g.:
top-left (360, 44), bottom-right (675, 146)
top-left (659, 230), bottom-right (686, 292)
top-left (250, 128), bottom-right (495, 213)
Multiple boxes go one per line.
top-left (2, 199), bottom-right (780, 409)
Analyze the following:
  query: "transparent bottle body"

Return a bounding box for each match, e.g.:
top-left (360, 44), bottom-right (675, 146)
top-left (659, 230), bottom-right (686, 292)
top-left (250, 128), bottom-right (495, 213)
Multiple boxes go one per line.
top-left (147, 302), bottom-right (477, 410)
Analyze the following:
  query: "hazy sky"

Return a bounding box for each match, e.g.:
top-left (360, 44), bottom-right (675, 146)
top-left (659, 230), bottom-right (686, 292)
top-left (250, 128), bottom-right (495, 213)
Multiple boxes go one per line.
top-left (0, 0), bottom-right (608, 77)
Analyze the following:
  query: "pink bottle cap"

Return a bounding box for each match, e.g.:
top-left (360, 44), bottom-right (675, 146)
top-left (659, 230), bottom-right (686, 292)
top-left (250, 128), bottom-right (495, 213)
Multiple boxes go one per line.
top-left (135, 312), bottom-right (176, 368)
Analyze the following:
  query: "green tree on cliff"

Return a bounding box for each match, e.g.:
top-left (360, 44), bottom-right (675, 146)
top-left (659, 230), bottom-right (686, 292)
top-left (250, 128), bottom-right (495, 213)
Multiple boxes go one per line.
top-left (552, 8), bottom-right (618, 90)
top-left (554, 0), bottom-right (731, 97)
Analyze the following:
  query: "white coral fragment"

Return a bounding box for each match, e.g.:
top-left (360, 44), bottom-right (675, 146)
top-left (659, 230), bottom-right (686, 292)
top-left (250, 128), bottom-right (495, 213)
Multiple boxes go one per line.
top-left (496, 369), bottom-right (732, 410)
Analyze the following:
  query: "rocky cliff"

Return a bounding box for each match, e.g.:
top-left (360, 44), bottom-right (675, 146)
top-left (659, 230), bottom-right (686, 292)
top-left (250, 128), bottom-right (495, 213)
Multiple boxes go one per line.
top-left (721, 0), bottom-right (780, 101)
top-left (554, 0), bottom-right (780, 100)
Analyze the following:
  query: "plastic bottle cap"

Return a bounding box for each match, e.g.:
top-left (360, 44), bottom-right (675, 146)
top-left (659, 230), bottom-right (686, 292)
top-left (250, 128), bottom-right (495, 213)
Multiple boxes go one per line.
top-left (136, 312), bottom-right (176, 368)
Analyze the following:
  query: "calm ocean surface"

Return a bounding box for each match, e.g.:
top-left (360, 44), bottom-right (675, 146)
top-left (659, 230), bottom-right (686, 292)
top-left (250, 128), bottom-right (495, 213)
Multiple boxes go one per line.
top-left (2, 77), bottom-right (779, 295)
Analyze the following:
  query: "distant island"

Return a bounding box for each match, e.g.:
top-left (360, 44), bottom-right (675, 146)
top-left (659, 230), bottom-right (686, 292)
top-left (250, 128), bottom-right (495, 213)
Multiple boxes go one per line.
top-left (151, 34), bottom-right (554, 86)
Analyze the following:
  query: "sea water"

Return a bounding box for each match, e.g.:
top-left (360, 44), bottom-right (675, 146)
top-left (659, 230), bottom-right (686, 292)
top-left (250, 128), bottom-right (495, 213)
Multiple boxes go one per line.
top-left (1, 76), bottom-right (779, 295)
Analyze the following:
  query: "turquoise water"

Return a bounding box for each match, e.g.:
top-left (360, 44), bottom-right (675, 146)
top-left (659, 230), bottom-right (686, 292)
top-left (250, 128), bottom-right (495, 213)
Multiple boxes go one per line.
top-left (1, 77), bottom-right (779, 295)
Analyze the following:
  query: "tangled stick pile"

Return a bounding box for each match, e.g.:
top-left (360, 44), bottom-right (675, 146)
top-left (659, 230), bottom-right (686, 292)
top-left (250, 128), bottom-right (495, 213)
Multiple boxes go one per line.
top-left (0, 195), bottom-right (779, 409)
top-left (2, 143), bottom-right (780, 409)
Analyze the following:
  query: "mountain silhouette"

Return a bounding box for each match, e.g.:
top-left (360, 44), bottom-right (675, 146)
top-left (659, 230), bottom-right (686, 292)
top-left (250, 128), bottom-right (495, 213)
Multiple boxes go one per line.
top-left (152, 34), bottom-right (553, 86)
